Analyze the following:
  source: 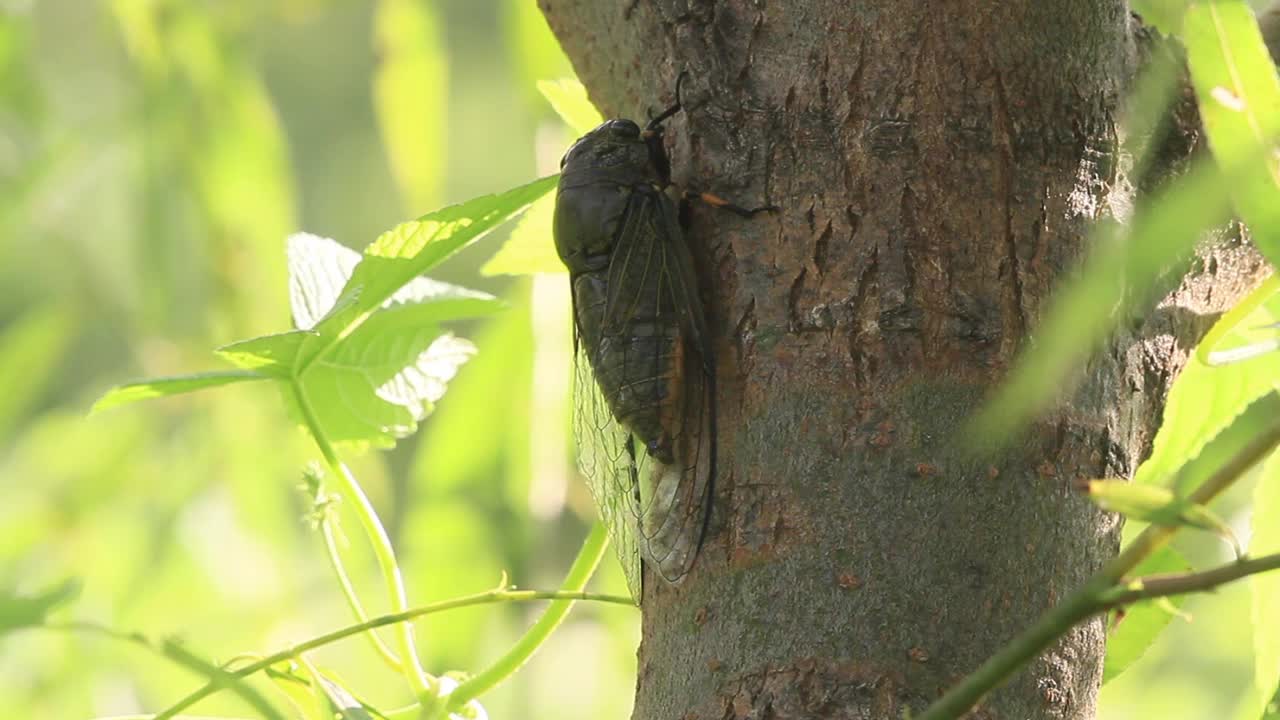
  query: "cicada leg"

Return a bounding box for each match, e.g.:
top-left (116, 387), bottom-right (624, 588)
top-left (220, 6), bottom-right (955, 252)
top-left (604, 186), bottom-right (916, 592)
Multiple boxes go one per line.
top-left (683, 189), bottom-right (780, 220)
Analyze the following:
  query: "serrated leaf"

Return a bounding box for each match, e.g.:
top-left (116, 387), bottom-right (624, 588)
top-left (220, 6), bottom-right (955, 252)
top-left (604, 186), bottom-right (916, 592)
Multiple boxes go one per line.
top-left (288, 323), bottom-right (474, 453)
top-left (288, 232), bottom-right (499, 330)
top-left (1126, 276), bottom-right (1280, 504)
top-left (91, 370), bottom-right (269, 414)
top-left (536, 77), bottom-right (604, 135)
top-left (1104, 392), bottom-right (1280, 691)
top-left (303, 175), bottom-right (556, 370)
top-left (0, 579), bottom-right (80, 636)
top-left (1103, 545), bottom-right (1191, 683)
top-left (1184, 0), bottom-right (1280, 268)
top-left (1159, 388), bottom-right (1280, 498)
top-left (480, 191), bottom-right (563, 275)
top-left (279, 231), bottom-right (491, 451)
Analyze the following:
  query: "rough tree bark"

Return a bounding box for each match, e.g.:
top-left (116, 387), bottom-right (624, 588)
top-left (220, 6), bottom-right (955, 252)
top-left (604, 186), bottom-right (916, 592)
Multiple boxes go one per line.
top-left (541, 2), bottom-right (1267, 718)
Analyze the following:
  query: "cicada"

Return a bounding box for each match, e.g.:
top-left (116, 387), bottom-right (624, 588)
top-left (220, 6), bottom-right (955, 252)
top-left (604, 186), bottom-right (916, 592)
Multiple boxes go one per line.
top-left (553, 75), bottom-right (772, 601)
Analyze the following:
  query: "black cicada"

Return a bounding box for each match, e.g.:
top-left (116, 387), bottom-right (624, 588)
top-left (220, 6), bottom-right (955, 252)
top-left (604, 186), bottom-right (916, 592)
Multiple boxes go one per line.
top-left (553, 75), bottom-right (772, 601)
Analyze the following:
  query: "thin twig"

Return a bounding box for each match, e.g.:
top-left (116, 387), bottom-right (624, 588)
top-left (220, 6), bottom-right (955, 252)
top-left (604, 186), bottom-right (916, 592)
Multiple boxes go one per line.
top-left (148, 587), bottom-right (633, 719)
top-left (1098, 552), bottom-right (1280, 609)
top-left (916, 406), bottom-right (1280, 720)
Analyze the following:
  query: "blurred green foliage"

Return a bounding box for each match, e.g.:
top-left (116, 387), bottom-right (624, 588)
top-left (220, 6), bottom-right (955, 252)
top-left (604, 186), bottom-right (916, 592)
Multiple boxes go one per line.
top-left (0, 1), bottom-right (633, 718)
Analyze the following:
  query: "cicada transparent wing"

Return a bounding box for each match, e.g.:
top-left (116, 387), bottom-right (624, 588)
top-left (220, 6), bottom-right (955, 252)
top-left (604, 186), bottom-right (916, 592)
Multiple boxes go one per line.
top-left (571, 327), bottom-right (643, 600)
top-left (569, 187), bottom-right (715, 602)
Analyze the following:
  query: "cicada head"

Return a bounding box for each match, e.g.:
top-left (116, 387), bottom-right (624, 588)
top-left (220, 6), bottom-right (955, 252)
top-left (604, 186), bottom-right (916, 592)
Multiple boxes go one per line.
top-left (558, 119), bottom-right (659, 185)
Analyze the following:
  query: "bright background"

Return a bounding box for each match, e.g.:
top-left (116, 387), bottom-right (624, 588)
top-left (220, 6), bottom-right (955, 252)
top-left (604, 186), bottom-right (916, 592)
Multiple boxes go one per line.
top-left (0, 1), bottom-right (1262, 718)
top-left (0, 1), bottom-right (635, 718)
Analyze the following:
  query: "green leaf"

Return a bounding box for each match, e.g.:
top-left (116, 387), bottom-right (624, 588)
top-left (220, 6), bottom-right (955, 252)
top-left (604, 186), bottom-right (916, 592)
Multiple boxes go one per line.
top-left (972, 160), bottom-right (1233, 440)
top-left (91, 370), bottom-right (269, 413)
top-left (1252, 450), bottom-right (1280, 712)
top-left (373, 0), bottom-right (447, 212)
top-left (1160, 385), bottom-right (1280, 499)
top-left (480, 191), bottom-right (563, 275)
top-left (0, 579), bottom-right (80, 636)
top-left (288, 320), bottom-right (475, 453)
top-left (267, 661), bottom-right (385, 720)
top-left (1086, 480), bottom-right (1241, 553)
top-left (288, 232), bottom-right (500, 330)
top-left (1184, 0), bottom-right (1280, 268)
top-left (216, 331), bottom-right (315, 378)
top-left (203, 230), bottom-right (497, 453)
top-left (1137, 389), bottom-right (1280, 505)
top-left (537, 78), bottom-right (604, 135)
top-left (314, 673), bottom-right (380, 720)
top-left (302, 175), bottom-right (557, 370)
top-left (1199, 275), bottom-right (1280, 366)
top-left (1104, 391), bottom-right (1280, 690)
top-left (1132, 0), bottom-right (1192, 35)
top-left (0, 304), bottom-right (74, 440)
top-left (279, 231), bottom-right (493, 450)
top-left (1102, 545), bottom-right (1191, 682)
top-left (1126, 277), bottom-right (1280, 500)
top-left (265, 662), bottom-right (330, 720)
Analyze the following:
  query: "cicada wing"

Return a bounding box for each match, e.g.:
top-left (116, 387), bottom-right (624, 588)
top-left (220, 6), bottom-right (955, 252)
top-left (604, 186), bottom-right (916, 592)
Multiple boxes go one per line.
top-left (634, 336), bottom-right (713, 586)
top-left (603, 189), bottom-right (716, 587)
top-left (602, 191), bottom-right (663, 334)
top-left (570, 323), bottom-right (643, 602)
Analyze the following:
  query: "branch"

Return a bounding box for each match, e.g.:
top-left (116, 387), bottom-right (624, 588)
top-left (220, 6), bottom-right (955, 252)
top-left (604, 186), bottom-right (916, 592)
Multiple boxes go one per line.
top-left (443, 522), bottom-right (615, 715)
top-left (1098, 552), bottom-right (1280, 609)
top-left (51, 587), bottom-right (632, 720)
top-left (916, 410), bottom-right (1280, 720)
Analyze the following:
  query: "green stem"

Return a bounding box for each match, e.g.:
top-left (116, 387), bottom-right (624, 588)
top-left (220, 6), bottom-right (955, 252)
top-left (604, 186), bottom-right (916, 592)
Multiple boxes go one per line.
top-left (57, 623), bottom-right (285, 720)
top-left (443, 523), bottom-right (615, 715)
top-left (314, 483), bottom-right (404, 671)
top-left (917, 413), bottom-right (1280, 720)
top-left (1096, 552), bottom-right (1280, 608)
top-left (91, 716), bottom-right (247, 720)
top-left (131, 588), bottom-right (631, 718)
top-left (290, 383), bottom-right (433, 700)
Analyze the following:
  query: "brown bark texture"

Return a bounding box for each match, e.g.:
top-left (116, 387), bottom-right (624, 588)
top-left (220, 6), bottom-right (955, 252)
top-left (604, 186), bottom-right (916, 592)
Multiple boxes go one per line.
top-left (540, 2), bottom-right (1268, 718)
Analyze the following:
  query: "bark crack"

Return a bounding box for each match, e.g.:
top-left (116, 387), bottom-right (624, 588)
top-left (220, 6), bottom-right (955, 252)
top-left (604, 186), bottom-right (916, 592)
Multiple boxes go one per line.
top-left (993, 69), bottom-right (1028, 357)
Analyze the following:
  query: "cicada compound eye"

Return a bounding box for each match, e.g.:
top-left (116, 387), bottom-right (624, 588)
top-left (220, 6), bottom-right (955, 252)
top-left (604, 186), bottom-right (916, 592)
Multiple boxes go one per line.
top-left (606, 119), bottom-right (641, 137)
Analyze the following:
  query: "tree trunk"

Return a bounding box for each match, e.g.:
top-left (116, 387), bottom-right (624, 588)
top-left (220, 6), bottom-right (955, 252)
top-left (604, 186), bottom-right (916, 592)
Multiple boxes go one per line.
top-left (540, 2), bottom-right (1267, 718)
